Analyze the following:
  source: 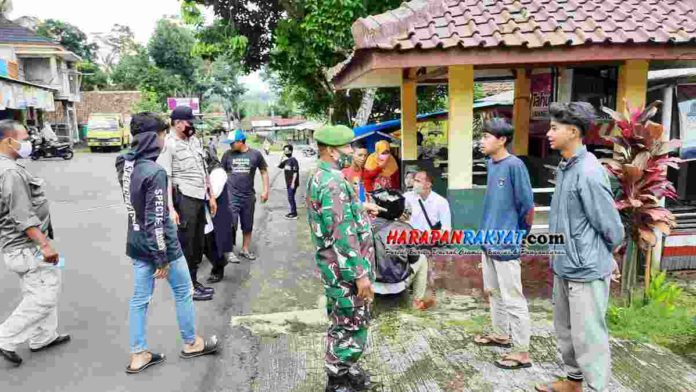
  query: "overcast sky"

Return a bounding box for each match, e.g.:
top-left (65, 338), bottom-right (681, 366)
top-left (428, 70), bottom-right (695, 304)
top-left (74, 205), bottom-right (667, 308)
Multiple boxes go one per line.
top-left (9, 0), bottom-right (269, 94)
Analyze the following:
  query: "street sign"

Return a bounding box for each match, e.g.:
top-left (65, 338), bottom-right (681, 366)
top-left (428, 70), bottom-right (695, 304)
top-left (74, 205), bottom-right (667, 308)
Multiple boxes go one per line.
top-left (167, 97), bottom-right (201, 114)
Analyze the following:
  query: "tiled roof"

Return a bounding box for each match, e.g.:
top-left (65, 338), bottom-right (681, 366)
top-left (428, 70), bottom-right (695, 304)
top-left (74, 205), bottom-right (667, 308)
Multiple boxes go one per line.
top-left (352, 0), bottom-right (696, 51)
top-left (0, 17), bottom-right (56, 45)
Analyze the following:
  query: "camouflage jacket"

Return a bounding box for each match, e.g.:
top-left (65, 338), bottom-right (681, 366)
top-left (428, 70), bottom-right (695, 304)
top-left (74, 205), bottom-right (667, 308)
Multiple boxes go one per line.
top-left (306, 161), bottom-right (375, 299)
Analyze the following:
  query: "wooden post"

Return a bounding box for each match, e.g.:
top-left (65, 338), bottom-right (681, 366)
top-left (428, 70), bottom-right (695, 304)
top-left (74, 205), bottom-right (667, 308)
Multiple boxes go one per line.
top-left (616, 60), bottom-right (649, 112)
top-left (512, 68), bottom-right (531, 156)
top-left (448, 65), bottom-right (475, 189)
top-left (644, 247), bottom-right (653, 301)
top-left (401, 69), bottom-right (418, 161)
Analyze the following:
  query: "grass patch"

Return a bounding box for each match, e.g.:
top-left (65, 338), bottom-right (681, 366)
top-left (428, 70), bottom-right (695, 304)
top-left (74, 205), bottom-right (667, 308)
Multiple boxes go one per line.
top-left (608, 284), bottom-right (696, 358)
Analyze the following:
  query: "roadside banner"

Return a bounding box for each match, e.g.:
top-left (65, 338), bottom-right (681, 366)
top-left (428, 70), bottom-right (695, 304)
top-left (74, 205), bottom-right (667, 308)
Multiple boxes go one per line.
top-left (167, 97), bottom-right (200, 114)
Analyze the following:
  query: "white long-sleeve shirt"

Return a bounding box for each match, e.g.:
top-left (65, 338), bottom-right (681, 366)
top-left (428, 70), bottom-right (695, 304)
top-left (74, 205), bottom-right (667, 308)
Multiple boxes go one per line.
top-left (404, 190), bottom-right (452, 231)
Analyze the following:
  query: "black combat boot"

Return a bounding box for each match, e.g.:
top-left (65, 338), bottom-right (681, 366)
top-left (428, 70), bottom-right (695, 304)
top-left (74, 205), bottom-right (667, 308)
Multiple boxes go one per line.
top-left (347, 364), bottom-right (371, 391)
top-left (325, 374), bottom-right (355, 392)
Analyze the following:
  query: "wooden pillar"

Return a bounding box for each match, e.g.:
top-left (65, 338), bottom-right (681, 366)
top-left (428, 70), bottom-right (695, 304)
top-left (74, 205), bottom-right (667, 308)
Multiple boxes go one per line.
top-left (616, 60), bottom-right (649, 112)
top-left (448, 65), bottom-right (475, 189)
top-left (401, 69), bottom-right (418, 160)
top-left (512, 69), bottom-right (531, 156)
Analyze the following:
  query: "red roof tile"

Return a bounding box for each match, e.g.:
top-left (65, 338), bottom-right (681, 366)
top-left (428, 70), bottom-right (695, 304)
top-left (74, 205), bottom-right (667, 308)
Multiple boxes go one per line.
top-left (352, 0), bottom-right (696, 51)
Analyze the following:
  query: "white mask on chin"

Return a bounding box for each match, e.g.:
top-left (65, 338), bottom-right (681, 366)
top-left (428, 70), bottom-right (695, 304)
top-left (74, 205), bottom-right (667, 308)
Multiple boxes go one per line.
top-left (12, 139), bottom-right (33, 159)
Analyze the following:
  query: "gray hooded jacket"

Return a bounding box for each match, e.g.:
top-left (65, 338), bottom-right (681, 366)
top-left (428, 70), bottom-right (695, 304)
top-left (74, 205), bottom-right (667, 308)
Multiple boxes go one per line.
top-left (548, 146), bottom-right (624, 282)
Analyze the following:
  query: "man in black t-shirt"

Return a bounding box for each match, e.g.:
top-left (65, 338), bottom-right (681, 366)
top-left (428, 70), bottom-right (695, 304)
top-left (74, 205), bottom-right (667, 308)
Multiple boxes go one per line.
top-left (278, 144), bottom-right (300, 219)
top-left (220, 130), bottom-right (269, 261)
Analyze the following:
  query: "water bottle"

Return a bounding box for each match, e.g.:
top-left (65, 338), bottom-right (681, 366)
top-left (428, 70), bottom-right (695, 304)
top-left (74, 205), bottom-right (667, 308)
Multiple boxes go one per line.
top-left (358, 181), bottom-right (366, 203)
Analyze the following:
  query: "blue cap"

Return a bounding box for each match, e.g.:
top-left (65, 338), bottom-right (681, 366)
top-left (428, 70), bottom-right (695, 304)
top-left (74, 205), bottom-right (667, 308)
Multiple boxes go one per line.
top-left (221, 129), bottom-right (246, 144)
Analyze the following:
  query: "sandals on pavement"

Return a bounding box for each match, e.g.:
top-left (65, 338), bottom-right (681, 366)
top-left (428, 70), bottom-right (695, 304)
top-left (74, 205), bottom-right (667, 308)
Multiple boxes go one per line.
top-left (125, 352), bottom-right (165, 374)
top-left (474, 334), bottom-right (512, 348)
top-left (534, 380), bottom-right (582, 392)
top-left (180, 336), bottom-right (219, 359)
top-left (494, 356), bottom-right (533, 370)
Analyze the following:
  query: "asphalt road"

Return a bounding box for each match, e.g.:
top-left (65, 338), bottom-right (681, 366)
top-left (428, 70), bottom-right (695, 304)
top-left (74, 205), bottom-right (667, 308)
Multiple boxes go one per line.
top-left (0, 148), bottom-right (312, 392)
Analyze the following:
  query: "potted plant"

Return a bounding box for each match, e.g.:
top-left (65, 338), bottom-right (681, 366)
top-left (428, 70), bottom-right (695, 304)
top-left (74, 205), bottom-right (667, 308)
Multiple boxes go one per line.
top-left (599, 100), bottom-right (682, 301)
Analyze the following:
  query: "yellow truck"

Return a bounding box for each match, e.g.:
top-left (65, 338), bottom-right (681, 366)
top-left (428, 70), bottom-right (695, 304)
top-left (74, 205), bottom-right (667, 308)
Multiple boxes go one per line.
top-left (86, 113), bottom-right (130, 152)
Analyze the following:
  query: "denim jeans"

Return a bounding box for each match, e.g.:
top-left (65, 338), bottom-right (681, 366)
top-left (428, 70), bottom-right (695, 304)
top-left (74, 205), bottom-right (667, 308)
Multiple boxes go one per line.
top-left (287, 186), bottom-right (297, 215)
top-left (129, 256), bottom-right (196, 353)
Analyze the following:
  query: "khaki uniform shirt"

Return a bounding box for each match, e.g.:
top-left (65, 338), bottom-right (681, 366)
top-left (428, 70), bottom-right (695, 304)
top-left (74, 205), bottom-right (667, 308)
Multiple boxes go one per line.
top-left (0, 154), bottom-right (52, 252)
top-left (156, 133), bottom-right (208, 200)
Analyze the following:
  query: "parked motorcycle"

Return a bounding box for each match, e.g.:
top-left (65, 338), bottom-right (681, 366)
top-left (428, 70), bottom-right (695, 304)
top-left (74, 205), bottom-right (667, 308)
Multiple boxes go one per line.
top-left (302, 146), bottom-right (317, 157)
top-left (30, 133), bottom-right (74, 160)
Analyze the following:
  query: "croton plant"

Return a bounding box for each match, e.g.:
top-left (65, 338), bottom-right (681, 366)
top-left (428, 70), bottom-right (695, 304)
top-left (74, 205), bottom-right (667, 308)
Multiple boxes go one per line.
top-left (599, 100), bottom-right (682, 252)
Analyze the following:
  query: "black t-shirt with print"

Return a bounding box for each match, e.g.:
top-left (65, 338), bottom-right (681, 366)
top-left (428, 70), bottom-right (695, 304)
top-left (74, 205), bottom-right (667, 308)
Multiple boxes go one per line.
top-left (221, 148), bottom-right (268, 198)
top-left (278, 156), bottom-right (300, 189)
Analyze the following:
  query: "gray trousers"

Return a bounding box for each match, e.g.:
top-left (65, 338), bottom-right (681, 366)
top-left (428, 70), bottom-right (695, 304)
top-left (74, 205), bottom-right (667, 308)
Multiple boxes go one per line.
top-left (482, 254), bottom-right (531, 351)
top-left (0, 247), bottom-right (61, 351)
top-left (553, 275), bottom-right (611, 391)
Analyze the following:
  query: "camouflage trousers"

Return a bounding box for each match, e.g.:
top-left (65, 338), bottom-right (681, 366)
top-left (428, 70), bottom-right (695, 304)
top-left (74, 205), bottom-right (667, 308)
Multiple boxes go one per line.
top-left (325, 295), bottom-right (371, 377)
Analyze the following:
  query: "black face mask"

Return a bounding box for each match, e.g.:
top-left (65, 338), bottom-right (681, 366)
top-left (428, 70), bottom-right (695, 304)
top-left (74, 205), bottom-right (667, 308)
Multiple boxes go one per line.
top-left (284, 152), bottom-right (292, 157)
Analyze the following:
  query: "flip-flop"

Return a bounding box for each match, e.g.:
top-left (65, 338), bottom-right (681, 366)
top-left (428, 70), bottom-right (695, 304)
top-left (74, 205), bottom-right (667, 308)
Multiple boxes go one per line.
top-left (494, 357), bottom-right (533, 370)
top-left (180, 336), bottom-right (219, 359)
top-left (535, 382), bottom-right (561, 392)
top-left (474, 334), bottom-right (512, 348)
top-left (125, 352), bottom-right (165, 374)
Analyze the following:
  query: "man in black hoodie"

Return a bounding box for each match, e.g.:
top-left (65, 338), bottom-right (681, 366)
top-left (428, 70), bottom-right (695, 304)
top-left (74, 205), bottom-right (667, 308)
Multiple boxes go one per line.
top-left (116, 113), bottom-right (218, 374)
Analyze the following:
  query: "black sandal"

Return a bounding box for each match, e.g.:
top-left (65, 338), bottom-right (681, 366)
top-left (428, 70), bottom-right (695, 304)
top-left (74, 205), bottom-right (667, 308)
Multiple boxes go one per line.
top-left (180, 336), bottom-right (219, 359)
top-left (125, 352), bottom-right (166, 374)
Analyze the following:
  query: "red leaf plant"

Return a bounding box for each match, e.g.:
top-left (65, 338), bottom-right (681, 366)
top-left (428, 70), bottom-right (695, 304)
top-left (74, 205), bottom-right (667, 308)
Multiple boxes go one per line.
top-left (600, 100), bottom-right (682, 251)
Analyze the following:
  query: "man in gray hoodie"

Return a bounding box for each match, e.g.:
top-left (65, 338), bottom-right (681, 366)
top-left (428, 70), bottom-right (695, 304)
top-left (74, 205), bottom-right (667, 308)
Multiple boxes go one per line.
top-left (536, 103), bottom-right (624, 392)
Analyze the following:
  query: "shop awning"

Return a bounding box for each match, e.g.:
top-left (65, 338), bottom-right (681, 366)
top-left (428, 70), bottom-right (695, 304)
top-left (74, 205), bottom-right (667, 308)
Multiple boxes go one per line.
top-left (0, 76), bottom-right (56, 111)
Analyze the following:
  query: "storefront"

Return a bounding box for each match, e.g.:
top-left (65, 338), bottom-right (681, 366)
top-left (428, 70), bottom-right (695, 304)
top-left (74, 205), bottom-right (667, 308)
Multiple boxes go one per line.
top-left (0, 75), bottom-right (56, 129)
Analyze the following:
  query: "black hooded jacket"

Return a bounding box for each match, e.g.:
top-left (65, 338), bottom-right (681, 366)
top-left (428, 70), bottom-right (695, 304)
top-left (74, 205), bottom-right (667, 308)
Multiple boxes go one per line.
top-left (116, 132), bottom-right (183, 267)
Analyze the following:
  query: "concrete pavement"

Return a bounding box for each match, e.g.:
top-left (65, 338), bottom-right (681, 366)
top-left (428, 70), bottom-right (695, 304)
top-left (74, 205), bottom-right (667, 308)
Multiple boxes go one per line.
top-left (0, 148), bottom-right (311, 391)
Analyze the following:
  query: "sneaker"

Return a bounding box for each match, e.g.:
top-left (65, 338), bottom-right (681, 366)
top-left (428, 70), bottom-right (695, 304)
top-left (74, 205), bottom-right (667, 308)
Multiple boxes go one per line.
top-left (284, 213), bottom-right (299, 220)
top-left (239, 250), bottom-right (257, 261)
top-left (193, 286), bottom-right (213, 301)
top-left (225, 252), bottom-right (240, 264)
top-left (194, 282), bottom-right (215, 295)
top-left (206, 273), bottom-right (223, 284)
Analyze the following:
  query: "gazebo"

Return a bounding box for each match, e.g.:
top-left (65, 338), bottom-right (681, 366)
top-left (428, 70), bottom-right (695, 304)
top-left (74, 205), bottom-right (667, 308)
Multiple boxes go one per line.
top-left (332, 0), bottom-right (696, 229)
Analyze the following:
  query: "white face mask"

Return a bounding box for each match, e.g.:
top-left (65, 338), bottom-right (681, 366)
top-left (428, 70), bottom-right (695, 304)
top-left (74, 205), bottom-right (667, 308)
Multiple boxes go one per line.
top-left (12, 139), bottom-right (33, 159)
top-left (413, 183), bottom-right (424, 195)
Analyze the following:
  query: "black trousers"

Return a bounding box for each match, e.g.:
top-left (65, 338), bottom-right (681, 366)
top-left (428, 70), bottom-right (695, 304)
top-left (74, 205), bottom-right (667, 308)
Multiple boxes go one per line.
top-left (205, 232), bottom-right (232, 277)
top-left (177, 195), bottom-right (206, 283)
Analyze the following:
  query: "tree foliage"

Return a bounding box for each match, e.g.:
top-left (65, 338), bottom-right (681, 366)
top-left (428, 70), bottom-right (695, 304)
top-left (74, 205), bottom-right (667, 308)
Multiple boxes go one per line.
top-left (92, 24), bottom-right (138, 73)
top-left (36, 19), bottom-right (98, 61)
top-left (191, 0), bottom-right (453, 125)
top-left (147, 18), bottom-right (199, 87)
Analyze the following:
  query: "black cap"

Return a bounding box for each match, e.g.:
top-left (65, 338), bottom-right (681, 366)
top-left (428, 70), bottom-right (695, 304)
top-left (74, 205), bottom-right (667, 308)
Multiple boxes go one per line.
top-left (171, 106), bottom-right (195, 121)
top-left (131, 113), bottom-right (167, 136)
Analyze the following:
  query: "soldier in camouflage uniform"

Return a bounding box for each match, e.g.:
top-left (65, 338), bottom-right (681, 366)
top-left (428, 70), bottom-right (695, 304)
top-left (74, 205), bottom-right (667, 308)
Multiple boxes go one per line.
top-left (306, 125), bottom-right (383, 392)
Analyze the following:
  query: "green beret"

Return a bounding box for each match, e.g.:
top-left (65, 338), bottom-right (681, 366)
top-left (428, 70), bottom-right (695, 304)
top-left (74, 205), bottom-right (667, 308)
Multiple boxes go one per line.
top-left (314, 125), bottom-right (354, 147)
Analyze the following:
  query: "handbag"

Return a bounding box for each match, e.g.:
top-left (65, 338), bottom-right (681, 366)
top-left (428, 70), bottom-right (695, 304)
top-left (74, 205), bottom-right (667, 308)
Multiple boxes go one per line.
top-left (418, 198), bottom-right (442, 231)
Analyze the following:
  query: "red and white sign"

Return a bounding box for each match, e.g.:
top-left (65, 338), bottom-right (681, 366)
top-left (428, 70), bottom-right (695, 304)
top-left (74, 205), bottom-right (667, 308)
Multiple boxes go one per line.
top-left (530, 73), bottom-right (553, 120)
top-left (167, 97), bottom-right (200, 114)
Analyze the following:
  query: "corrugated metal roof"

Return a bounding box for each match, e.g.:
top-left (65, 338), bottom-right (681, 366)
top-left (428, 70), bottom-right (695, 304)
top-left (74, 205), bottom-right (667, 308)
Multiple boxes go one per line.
top-left (0, 17), bottom-right (56, 45)
top-left (352, 0), bottom-right (696, 51)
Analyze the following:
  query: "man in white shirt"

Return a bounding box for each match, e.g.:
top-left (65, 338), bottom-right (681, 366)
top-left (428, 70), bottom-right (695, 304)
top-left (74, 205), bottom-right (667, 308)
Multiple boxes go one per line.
top-left (404, 171), bottom-right (452, 232)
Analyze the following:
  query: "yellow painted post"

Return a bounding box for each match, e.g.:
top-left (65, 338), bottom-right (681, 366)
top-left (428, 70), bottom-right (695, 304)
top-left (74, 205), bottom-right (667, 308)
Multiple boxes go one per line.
top-left (401, 70), bottom-right (418, 160)
top-left (512, 68), bottom-right (531, 156)
top-left (616, 60), bottom-right (649, 112)
top-left (448, 65), bottom-right (474, 189)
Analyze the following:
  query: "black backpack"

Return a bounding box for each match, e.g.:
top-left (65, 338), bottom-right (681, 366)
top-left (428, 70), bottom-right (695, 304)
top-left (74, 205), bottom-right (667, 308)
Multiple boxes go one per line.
top-left (373, 218), bottom-right (420, 284)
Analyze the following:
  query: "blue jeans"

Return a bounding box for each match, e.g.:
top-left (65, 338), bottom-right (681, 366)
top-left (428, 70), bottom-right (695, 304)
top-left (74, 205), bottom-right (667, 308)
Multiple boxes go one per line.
top-left (287, 186), bottom-right (297, 215)
top-left (129, 256), bottom-right (196, 353)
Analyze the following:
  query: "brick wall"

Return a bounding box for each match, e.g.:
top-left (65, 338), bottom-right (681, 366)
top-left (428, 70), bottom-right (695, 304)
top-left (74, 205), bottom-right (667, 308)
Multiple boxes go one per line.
top-left (46, 91), bottom-right (141, 124)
